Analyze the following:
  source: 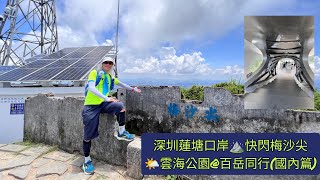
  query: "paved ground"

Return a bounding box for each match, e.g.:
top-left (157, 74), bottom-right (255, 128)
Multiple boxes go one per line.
top-left (0, 143), bottom-right (165, 180)
top-left (244, 66), bottom-right (313, 109)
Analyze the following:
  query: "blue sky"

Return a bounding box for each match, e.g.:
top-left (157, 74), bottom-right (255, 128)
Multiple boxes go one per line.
top-left (1, 0), bottom-right (320, 80)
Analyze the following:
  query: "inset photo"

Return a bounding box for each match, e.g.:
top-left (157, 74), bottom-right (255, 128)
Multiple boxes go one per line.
top-left (244, 16), bottom-right (314, 109)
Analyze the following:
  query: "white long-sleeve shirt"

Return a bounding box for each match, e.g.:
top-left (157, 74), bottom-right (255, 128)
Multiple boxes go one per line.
top-left (88, 80), bottom-right (135, 102)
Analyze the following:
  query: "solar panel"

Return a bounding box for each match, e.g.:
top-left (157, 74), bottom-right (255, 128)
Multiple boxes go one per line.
top-left (21, 68), bottom-right (65, 81)
top-left (39, 48), bottom-right (79, 59)
top-left (45, 59), bottom-right (76, 68)
top-left (84, 46), bottom-right (113, 59)
top-left (0, 66), bottom-right (17, 74)
top-left (25, 54), bottom-right (48, 63)
top-left (63, 47), bottom-right (96, 58)
top-left (20, 60), bottom-right (55, 69)
top-left (52, 67), bottom-right (92, 80)
top-left (70, 58), bottom-right (100, 68)
top-left (0, 46), bottom-right (114, 82)
top-left (0, 68), bottom-right (38, 81)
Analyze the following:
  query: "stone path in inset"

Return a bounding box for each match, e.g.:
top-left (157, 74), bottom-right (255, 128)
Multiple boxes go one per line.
top-left (0, 143), bottom-right (165, 180)
top-left (244, 67), bottom-right (313, 109)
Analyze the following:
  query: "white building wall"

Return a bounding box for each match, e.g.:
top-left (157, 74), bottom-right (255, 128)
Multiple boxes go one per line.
top-left (0, 87), bottom-right (83, 144)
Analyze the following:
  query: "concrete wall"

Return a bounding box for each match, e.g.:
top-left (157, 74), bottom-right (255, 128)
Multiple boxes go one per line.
top-left (119, 86), bottom-right (320, 179)
top-left (119, 86), bottom-right (320, 135)
top-left (24, 94), bottom-right (130, 167)
top-left (24, 87), bottom-right (320, 179)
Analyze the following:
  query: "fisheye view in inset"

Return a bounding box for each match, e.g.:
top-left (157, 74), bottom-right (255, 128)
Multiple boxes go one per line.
top-left (244, 16), bottom-right (314, 109)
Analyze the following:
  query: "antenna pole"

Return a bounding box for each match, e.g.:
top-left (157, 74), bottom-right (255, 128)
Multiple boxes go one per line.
top-left (114, 0), bottom-right (120, 78)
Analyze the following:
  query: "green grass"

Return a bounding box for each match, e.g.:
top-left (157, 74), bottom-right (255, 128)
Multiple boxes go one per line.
top-left (181, 85), bottom-right (204, 101)
top-left (314, 90), bottom-right (320, 111)
top-left (166, 175), bottom-right (182, 180)
top-left (181, 79), bottom-right (244, 101)
top-left (212, 78), bottom-right (244, 94)
top-left (15, 140), bottom-right (35, 147)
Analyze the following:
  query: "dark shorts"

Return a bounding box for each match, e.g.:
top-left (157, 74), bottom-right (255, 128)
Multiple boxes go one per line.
top-left (82, 101), bottom-right (125, 140)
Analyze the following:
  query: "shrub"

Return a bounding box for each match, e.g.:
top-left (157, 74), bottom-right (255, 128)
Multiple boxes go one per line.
top-left (212, 78), bottom-right (244, 94)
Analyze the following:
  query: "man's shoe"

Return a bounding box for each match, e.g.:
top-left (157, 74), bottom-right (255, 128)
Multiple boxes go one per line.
top-left (116, 130), bottom-right (135, 141)
top-left (82, 160), bottom-right (94, 175)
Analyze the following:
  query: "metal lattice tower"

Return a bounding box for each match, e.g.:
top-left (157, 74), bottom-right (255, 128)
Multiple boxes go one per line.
top-left (0, 0), bottom-right (58, 66)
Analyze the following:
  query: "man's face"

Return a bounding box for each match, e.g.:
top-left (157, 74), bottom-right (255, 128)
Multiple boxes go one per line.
top-left (102, 61), bottom-right (113, 72)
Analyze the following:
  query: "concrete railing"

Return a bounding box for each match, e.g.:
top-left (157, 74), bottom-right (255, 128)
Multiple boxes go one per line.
top-left (118, 86), bottom-right (320, 135)
top-left (24, 94), bottom-right (142, 179)
top-left (24, 87), bottom-right (320, 180)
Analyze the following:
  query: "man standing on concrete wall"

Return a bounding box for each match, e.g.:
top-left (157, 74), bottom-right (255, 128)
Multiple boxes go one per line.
top-left (82, 56), bottom-right (141, 175)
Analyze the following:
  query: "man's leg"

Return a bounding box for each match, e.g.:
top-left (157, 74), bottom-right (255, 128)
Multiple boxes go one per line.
top-left (82, 105), bottom-right (101, 174)
top-left (117, 107), bottom-right (126, 135)
top-left (83, 140), bottom-right (92, 162)
top-left (101, 101), bottom-right (135, 141)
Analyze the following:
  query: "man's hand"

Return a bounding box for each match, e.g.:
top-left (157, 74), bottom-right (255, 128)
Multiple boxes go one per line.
top-left (104, 97), bottom-right (119, 102)
top-left (133, 87), bottom-right (142, 93)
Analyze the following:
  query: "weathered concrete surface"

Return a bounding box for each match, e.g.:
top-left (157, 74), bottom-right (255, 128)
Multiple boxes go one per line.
top-left (118, 86), bottom-right (181, 134)
top-left (69, 156), bottom-right (84, 167)
top-left (118, 86), bottom-right (320, 180)
top-left (59, 172), bottom-right (90, 180)
top-left (24, 87), bottom-right (320, 180)
top-left (126, 138), bottom-right (142, 179)
top-left (8, 165), bottom-right (31, 179)
top-left (0, 143), bottom-right (136, 180)
top-left (36, 161), bottom-right (69, 177)
top-left (32, 158), bottom-right (52, 168)
top-left (94, 162), bottom-right (127, 180)
top-left (0, 154), bottom-right (37, 171)
top-left (20, 145), bottom-right (51, 157)
top-left (24, 94), bottom-right (131, 166)
top-left (118, 86), bottom-right (320, 135)
top-left (0, 144), bottom-right (28, 152)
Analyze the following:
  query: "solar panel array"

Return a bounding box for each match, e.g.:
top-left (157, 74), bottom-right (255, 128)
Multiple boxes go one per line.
top-left (0, 66), bottom-right (17, 74)
top-left (25, 54), bottom-right (48, 63)
top-left (0, 46), bottom-right (113, 82)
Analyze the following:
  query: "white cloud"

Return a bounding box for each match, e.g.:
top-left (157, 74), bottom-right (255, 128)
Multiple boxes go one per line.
top-left (122, 46), bottom-right (243, 79)
top-left (56, 0), bottom-right (294, 50)
top-left (120, 0), bottom-right (294, 50)
top-left (215, 65), bottom-right (244, 75)
top-left (101, 39), bottom-right (114, 46)
top-left (57, 26), bottom-right (98, 48)
top-left (54, 0), bottom-right (292, 79)
top-left (57, 0), bottom-right (118, 34)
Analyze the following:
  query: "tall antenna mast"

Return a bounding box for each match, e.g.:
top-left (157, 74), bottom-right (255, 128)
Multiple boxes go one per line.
top-left (114, 0), bottom-right (120, 78)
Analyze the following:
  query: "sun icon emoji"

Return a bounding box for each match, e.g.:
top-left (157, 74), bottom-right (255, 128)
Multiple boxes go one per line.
top-left (145, 158), bottom-right (159, 170)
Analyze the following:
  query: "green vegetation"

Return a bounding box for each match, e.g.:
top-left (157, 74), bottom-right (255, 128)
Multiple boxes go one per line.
top-left (315, 90), bottom-right (320, 111)
top-left (212, 78), bottom-right (244, 94)
top-left (15, 140), bottom-right (35, 147)
top-left (181, 79), bottom-right (244, 101)
top-left (181, 85), bottom-right (204, 101)
top-left (166, 175), bottom-right (183, 180)
top-left (166, 175), bottom-right (176, 180)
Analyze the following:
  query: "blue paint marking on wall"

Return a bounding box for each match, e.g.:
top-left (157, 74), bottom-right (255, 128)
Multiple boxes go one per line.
top-left (204, 106), bottom-right (219, 122)
top-left (185, 105), bottom-right (197, 119)
top-left (167, 103), bottom-right (180, 117)
top-left (10, 103), bottom-right (24, 115)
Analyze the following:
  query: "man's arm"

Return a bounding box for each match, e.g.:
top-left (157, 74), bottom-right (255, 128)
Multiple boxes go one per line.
top-left (88, 81), bottom-right (110, 101)
top-left (117, 80), bottom-right (140, 92)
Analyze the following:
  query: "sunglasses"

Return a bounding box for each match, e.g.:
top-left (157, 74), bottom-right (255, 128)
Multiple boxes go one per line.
top-left (103, 61), bottom-right (113, 65)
